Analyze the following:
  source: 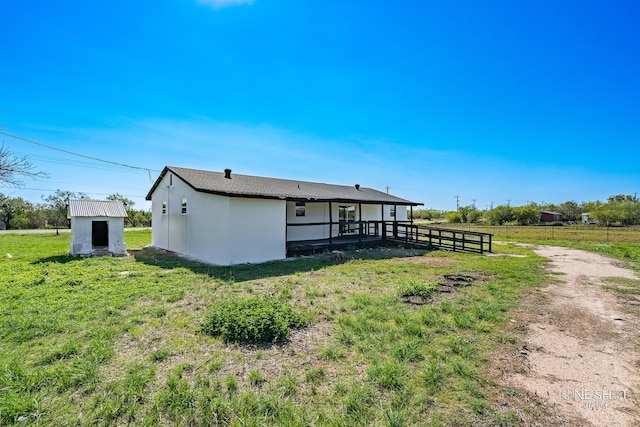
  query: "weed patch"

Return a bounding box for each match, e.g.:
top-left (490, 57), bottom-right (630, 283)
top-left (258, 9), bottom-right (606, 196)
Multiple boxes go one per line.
top-left (201, 296), bottom-right (310, 343)
top-left (397, 278), bottom-right (438, 298)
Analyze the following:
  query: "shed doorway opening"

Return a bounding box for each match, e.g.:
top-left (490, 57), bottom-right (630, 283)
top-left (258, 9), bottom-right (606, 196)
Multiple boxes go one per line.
top-left (92, 221), bottom-right (109, 247)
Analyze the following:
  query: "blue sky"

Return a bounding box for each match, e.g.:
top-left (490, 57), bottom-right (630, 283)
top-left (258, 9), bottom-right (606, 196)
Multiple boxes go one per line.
top-left (1, 0), bottom-right (639, 210)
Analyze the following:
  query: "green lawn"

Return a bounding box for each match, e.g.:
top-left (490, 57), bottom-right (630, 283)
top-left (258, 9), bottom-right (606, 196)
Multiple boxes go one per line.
top-left (0, 230), bottom-right (578, 425)
top-left (436, 224), bottom-right (640, 268)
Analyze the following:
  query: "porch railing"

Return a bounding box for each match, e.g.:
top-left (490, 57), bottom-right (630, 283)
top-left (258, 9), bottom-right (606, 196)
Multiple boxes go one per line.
top-left (286, 221), bottom-right (492, 254)
top-left (386, 223), bottom-right (493, 254)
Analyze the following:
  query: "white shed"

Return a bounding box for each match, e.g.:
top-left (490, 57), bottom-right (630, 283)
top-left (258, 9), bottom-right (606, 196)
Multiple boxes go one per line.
top-left (68, 199), bottom-right (128, 257)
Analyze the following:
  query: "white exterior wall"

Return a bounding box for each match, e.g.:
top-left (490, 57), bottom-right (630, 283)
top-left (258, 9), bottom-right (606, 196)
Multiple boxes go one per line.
top-left (150, 172), bottom-right (286, 265)
top-left (286, 202), bottom-right (335, 241)
top-left (227, 198), bottom-right (285, 264)
top-left (69, 216), bottom-right (126, 256)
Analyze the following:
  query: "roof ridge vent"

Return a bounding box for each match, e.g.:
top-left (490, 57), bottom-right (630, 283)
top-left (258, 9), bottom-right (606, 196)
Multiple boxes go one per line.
top-left (355, 184), bottom-right (361, 190)
top-left (224, 168), bottom-right (232, 179)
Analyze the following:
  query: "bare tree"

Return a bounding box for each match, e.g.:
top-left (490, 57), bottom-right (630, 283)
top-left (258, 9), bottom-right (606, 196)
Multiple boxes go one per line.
top-left (0, 143), bottom-right (48, 185)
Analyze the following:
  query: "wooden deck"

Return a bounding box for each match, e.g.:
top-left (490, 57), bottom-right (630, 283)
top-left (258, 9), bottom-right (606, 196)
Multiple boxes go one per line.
top-left (286, 222), bottom-right (493, 255)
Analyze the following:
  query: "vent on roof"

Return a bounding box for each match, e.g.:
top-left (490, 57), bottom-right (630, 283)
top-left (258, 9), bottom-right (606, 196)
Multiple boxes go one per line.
top-left (224, 168), bottom-right (232, 179)
top-left (355, 184), bottom-right (361, 190)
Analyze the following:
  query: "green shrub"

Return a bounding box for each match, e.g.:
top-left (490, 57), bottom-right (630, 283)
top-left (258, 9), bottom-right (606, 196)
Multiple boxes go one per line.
top-left (201, 296), bottom-right (310, 343)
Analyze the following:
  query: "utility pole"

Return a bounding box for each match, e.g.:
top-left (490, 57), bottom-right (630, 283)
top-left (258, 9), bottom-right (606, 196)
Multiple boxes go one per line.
top-left (507, 199), bottom-right (511, 207)
top-left (386, 186), bottom-right (391, 194)
top-left (455, 195), bottom-right (460, 211)
top-left (471, 198), bottom-right (477, 208)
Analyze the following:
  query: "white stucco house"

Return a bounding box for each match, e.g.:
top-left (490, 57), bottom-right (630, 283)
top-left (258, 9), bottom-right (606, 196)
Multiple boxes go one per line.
top-left (68, 199), bottom-right (128, 257)
top-left (146, 166), bottom-right (422, 265)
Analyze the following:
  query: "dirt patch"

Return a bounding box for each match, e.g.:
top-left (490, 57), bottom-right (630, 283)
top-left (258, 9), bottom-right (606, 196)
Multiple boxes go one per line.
top-left (500, 245), bottom-right (640, 426)
top-left (400, 271), bottom-right (492, 304)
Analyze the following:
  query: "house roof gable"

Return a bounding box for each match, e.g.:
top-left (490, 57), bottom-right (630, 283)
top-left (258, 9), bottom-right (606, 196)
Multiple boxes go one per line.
top-left (67, 199), bottom-right (128, 218)
top-left (146, 166), bottom-right (422, 206)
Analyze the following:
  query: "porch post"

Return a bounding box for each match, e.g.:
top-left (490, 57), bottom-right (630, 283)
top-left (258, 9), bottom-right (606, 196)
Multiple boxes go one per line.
top-left (358, 202), bottom-right (362, 243)
top-left (329, 202), bottom-right (333, 246)
top-left (393, 204), bottom-right (398, 237)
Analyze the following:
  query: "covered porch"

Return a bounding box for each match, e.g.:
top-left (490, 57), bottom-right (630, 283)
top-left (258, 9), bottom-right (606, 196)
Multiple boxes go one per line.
top-left (285, 197), bottom-right (419, 255)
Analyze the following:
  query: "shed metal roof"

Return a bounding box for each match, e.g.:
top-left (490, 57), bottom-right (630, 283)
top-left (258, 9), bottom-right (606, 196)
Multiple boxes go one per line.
top-left (146, 166), bottom-right (422, 206)
top-left (67, 199), bottom-right (128, 218)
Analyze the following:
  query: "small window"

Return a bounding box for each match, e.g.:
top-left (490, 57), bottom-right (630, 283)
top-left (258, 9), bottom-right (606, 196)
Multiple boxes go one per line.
top-left (390, 206), bottom-right (396, 218)
top-left (295, 202), bottom-right (306, 217)
top-left (181, 198), bottom-right (187, 215)
top-left (162, 201), bottom-right (167, 215)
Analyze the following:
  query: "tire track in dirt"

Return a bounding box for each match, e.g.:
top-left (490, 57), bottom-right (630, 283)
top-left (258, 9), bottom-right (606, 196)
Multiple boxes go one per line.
top-left (509, 245), bottom-right (640, 426)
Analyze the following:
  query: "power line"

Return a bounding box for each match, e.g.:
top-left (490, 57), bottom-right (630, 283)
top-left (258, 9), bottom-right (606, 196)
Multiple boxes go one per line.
top-left (0, 131), bottom-right (161, 178)
top-left (0, 185), bottom-right (147, 200)
top-left (12, 151), bottom-right (151, 174)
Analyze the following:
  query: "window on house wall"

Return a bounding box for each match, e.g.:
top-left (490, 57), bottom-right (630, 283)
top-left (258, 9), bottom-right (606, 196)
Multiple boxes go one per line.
top-left (295, 202), bottom-right (306, 217)
top-left (162, 201), bottom-right (167, 215)
top-left (181, 198), bottom-right (187, 215)
top-left (390, 206), bottom-right (396, 218)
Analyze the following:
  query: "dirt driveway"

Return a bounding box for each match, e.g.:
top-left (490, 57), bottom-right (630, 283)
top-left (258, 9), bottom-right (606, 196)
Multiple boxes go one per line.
top-left (504, 245), bottom-right (640, 426)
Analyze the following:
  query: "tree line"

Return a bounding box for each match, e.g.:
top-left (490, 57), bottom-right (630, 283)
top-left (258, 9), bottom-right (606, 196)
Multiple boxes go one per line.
top-left (412, 194), bottom-right (640, 226)
top-left (0, 190), bottom-right (151, 230)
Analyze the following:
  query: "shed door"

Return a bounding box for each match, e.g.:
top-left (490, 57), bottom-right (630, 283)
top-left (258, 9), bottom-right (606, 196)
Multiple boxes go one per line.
top-left (92, 221), bottom-right (109, 247)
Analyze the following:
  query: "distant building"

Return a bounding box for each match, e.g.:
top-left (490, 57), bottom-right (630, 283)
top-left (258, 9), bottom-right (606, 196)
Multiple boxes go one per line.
top-left (581, 212), bottom-right (596, 224)
top-left (68, 199), bottom-right (128, 257)
top-left (539, 210), bottom-right (562, 223)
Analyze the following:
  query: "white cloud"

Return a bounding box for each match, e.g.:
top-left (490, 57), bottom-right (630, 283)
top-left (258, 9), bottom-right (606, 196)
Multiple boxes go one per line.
top-left (197, 0), bottom-right (255, 9)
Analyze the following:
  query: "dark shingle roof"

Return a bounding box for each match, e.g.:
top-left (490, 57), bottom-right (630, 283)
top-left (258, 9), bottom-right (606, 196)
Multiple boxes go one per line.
top-left (146, 166), bottom-right (421, 205)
